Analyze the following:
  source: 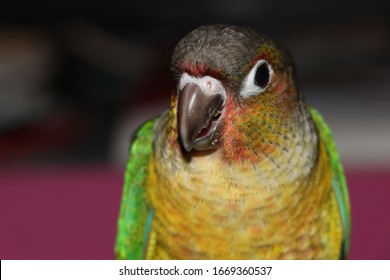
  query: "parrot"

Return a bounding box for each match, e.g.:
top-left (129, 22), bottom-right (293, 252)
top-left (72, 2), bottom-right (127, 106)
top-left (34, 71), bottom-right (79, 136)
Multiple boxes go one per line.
top-left (115, 24), bottom-right (351, 260)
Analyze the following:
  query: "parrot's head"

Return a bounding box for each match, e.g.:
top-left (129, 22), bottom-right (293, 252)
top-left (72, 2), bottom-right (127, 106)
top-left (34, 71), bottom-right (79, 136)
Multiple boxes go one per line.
top-left (170, 24), bottom-right (303, 162)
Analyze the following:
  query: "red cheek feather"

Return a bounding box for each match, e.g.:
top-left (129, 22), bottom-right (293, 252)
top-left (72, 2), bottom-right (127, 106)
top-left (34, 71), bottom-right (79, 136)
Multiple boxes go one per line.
top-left (221, 95), bottom-right (258, 162)
top-left (221, 93), bottom-right (281, 163)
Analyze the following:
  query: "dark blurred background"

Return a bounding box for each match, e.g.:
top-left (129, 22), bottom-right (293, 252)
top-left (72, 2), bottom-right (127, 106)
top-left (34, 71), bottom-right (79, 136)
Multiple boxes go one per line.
top-left (1, 1), bottom-right (389, 259)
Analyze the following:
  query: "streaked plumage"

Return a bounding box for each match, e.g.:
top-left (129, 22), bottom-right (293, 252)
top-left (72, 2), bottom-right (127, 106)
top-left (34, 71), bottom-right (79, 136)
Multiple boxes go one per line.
top-left (115, 24), bottom-right (351, 259)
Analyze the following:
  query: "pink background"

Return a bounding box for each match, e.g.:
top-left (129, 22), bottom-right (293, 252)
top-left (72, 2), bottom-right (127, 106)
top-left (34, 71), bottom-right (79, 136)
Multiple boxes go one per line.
top-left (0, 165), bottom-right (388, 259)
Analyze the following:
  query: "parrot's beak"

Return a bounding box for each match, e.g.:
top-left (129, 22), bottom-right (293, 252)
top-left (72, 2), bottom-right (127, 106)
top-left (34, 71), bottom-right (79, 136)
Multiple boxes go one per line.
top-left (178, 83), bottom-right (225, 152)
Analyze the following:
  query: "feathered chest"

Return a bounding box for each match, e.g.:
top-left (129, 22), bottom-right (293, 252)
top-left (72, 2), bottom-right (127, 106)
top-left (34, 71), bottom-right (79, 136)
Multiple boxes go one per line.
top-left (144, 137), bottom-right (340, 259)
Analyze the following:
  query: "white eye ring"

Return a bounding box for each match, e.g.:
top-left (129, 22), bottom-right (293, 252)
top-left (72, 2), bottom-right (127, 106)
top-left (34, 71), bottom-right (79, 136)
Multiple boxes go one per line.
top-left (240, 60), bottom-right (273, 98)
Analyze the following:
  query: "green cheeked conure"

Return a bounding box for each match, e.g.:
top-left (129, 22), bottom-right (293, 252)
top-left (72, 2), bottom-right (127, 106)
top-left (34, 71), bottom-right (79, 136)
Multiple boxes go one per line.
top-left (115, 24), bottom-right (351, 259)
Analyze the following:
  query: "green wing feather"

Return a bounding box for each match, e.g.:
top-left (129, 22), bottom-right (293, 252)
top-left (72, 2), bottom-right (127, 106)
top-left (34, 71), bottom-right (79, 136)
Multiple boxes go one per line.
top-left (309, 107), bottom-right (351, 259)
top-left (115, 118), bottom-right (157, 259)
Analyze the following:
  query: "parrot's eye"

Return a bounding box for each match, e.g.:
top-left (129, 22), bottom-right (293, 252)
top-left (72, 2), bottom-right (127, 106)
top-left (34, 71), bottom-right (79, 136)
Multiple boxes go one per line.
top-left (254, 62), bottom-right (270, 88)
top-left (240, 60), bottom-right (273, 98)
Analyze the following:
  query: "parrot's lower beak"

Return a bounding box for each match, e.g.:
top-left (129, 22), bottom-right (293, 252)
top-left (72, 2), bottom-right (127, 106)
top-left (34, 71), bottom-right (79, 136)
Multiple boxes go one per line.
top-left (178, 83), bottom-right (225, 152)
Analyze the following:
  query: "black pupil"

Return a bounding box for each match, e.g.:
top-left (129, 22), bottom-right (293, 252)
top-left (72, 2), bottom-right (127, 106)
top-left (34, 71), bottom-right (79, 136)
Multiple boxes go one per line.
top-left (254, 62), bottom-right (270, 88)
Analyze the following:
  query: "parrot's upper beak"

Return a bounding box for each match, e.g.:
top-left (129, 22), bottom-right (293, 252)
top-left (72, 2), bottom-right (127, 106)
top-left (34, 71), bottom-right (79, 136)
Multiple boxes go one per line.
top-left (178, 82), bottom-right (226, 152)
